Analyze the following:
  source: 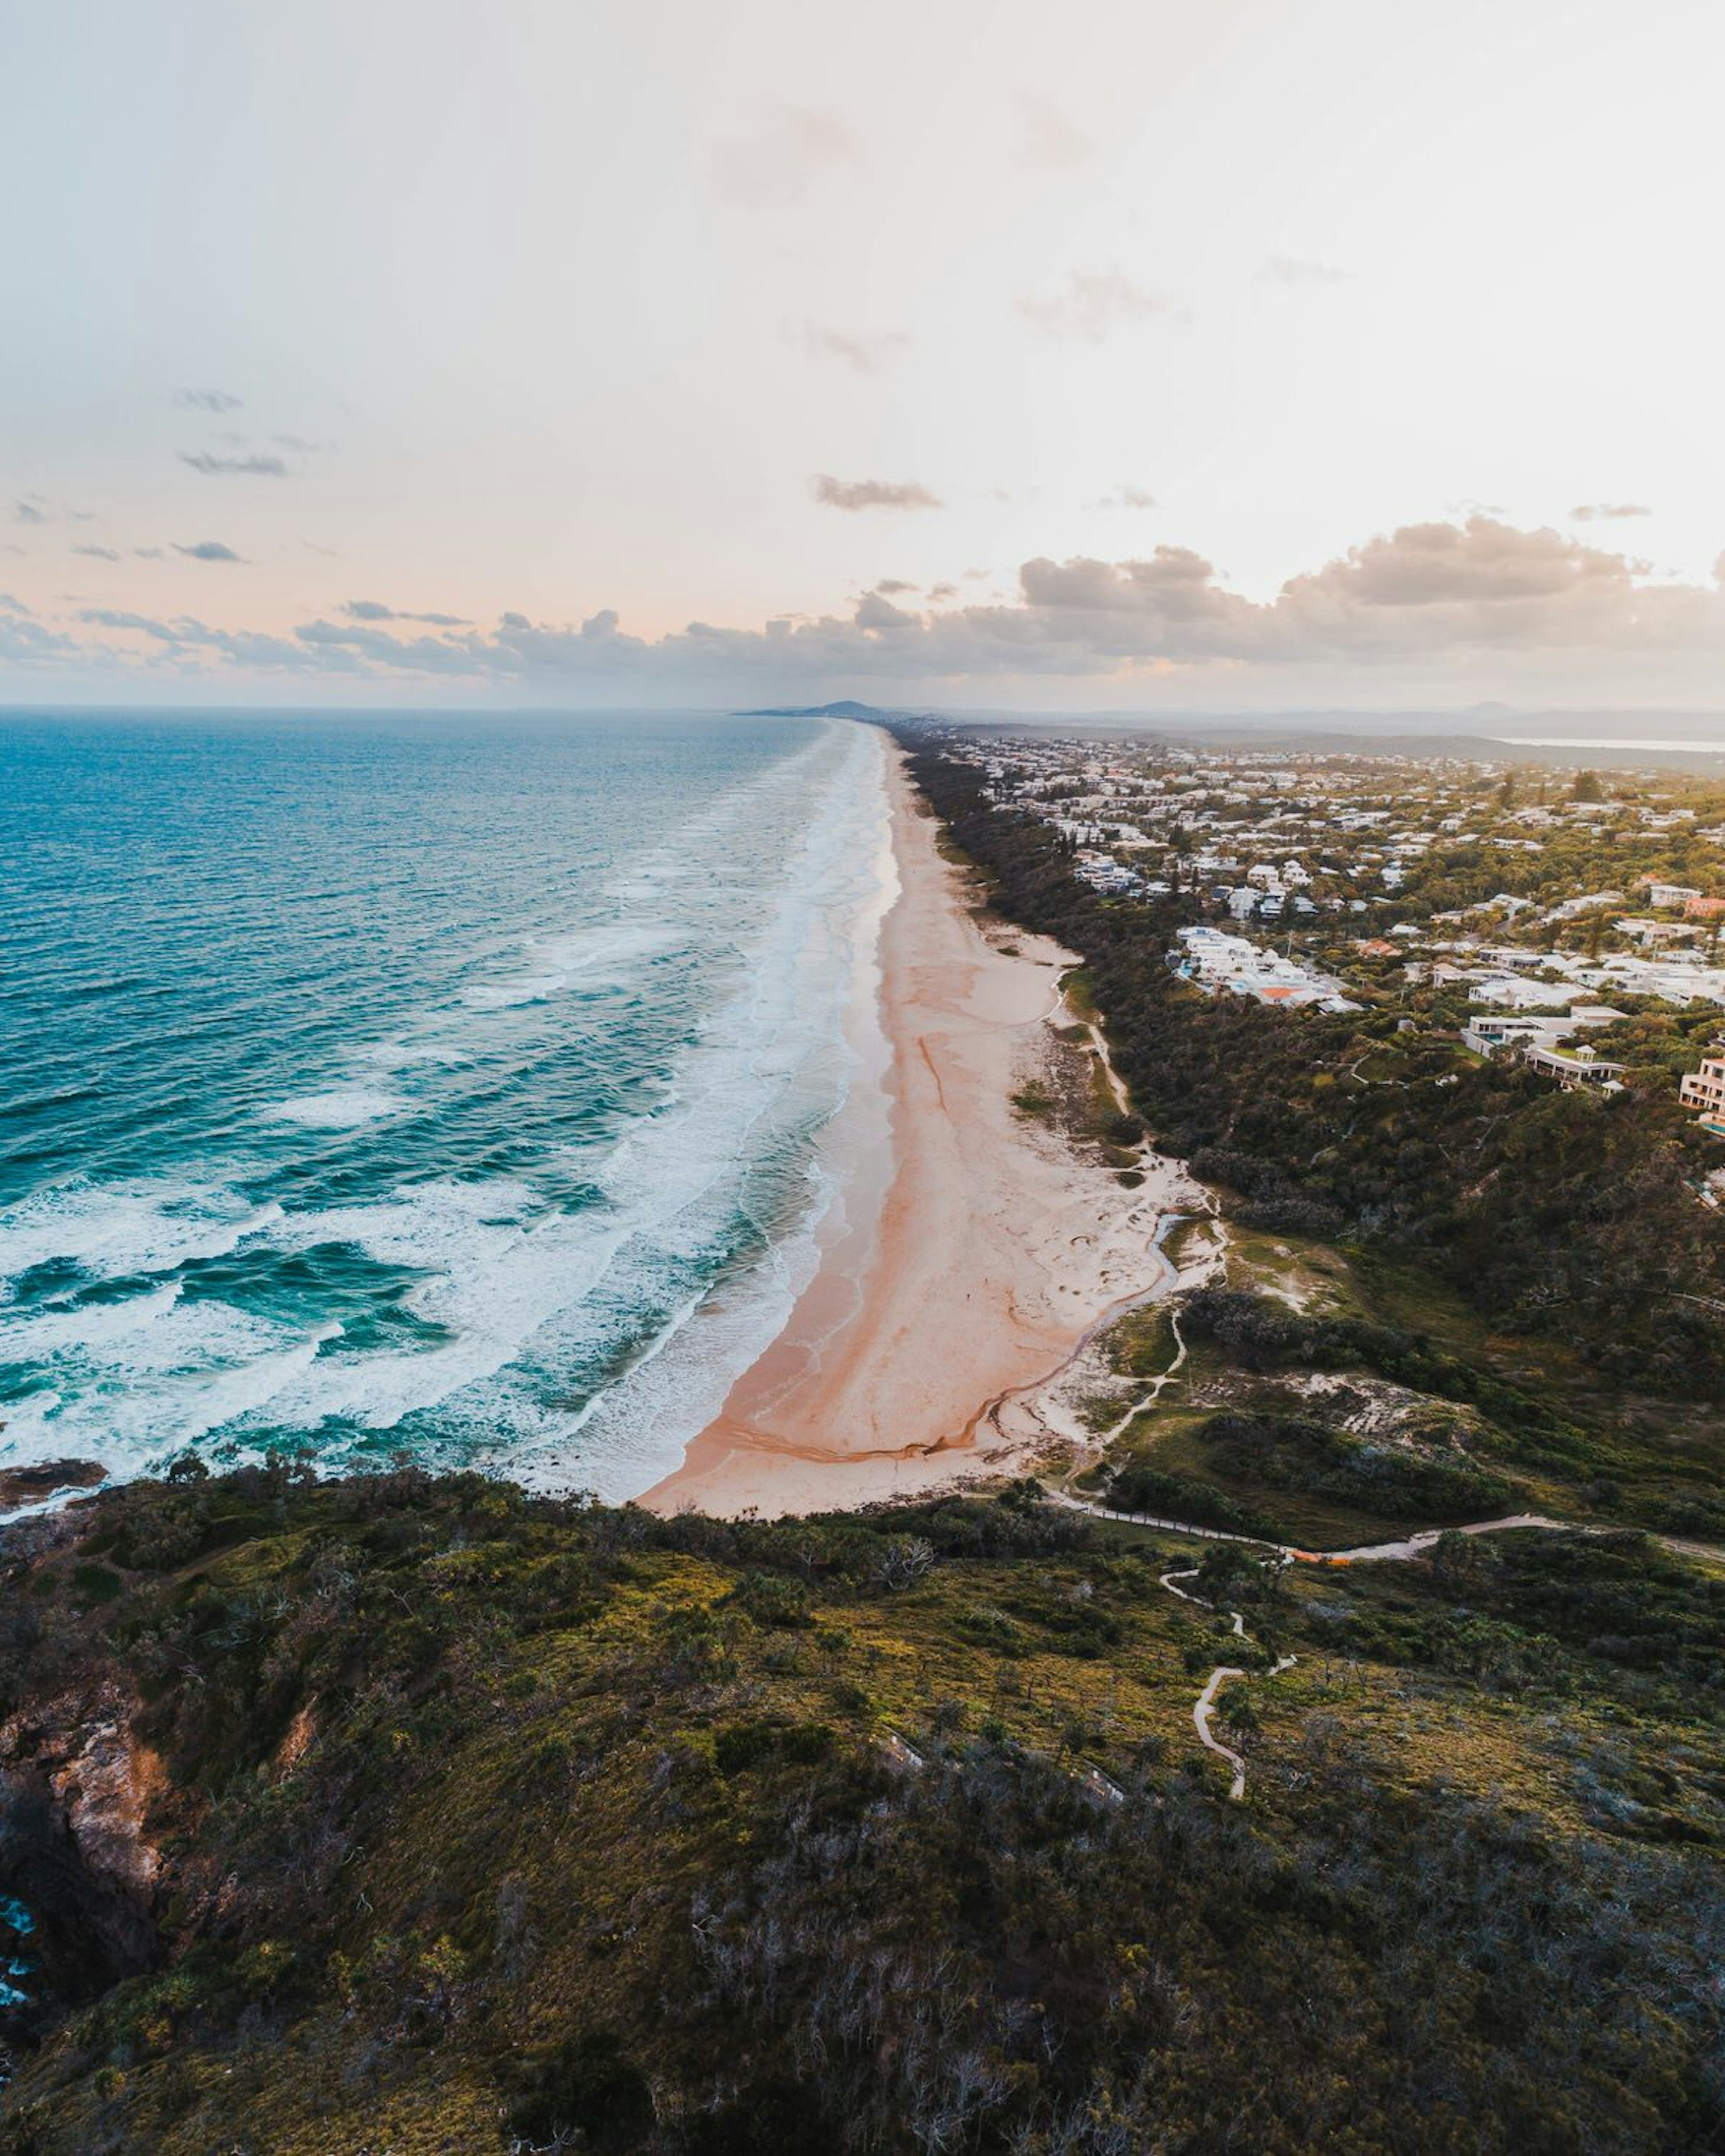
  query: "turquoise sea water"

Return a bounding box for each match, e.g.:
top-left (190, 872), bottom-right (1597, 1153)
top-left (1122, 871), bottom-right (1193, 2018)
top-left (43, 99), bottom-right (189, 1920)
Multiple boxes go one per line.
top-left (0, 711), bottom-right (889, 1505)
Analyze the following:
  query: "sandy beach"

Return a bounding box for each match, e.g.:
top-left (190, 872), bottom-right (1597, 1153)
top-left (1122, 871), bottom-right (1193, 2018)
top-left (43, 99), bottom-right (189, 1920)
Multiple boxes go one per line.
top-left (642, 738), bottom-right (1204, 1519)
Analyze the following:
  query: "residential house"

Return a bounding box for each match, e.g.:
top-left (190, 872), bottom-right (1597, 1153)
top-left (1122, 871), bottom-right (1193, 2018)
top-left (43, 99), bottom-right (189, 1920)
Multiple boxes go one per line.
top-left (1680, 1050), bottom-right (1725, 1136)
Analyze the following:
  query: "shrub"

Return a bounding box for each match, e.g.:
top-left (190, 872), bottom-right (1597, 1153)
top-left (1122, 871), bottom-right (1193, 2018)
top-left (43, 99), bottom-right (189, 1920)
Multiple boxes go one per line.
top-left (506, 2030), bottom-right (654, 2150)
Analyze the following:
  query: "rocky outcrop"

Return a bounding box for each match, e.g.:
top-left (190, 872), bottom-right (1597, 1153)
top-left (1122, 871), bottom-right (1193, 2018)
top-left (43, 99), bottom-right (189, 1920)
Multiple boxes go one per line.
top-left (0, 1685), bottom-right (163, 2026)
top-left (0, 1461), bottom-right (106, 1513)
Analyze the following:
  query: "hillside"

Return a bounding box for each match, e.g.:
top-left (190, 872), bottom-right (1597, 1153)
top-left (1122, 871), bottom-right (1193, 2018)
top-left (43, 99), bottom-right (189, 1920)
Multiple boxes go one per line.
top-left (2, 1466), bottom-right (1723, 2154)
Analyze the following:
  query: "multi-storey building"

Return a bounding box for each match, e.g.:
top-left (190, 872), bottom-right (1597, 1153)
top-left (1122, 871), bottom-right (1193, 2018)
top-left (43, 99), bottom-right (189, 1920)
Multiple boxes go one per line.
top-left (1679, 1051), bottom-right (1725, 1135)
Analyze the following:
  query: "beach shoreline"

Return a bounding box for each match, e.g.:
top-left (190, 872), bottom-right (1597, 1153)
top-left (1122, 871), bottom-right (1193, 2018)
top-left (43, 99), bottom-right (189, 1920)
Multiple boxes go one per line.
top-left (641, 736), bottom-right (1203, 1520)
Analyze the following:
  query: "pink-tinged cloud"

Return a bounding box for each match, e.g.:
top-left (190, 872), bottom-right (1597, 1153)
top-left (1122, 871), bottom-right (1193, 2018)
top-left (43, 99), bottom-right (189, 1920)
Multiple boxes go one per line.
top-left (25, 517), bottom-right (1725, 702)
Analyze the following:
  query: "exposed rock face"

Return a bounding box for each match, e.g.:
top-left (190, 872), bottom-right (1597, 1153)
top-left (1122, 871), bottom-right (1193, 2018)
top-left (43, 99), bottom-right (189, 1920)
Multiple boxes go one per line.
top-left (273, 1702), bottom-right (317, 1779)
top-left (0, 1686), bottom-right (163, 2028)
top-left (42, 1690), bottom-right (164, 1899)
top-left (0, 1461), bottom-right (106, 1512)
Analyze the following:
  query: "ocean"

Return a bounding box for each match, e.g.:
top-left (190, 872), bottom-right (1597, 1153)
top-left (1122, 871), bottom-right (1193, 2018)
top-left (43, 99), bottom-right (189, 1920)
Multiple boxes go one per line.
top-left (0, 710), bottom-right (892, 1507)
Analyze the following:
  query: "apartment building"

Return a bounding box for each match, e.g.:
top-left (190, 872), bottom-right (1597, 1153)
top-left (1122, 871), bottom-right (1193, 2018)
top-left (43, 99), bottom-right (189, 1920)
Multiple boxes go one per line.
top-left (1680, 1050), bottom-right (1725, 1136)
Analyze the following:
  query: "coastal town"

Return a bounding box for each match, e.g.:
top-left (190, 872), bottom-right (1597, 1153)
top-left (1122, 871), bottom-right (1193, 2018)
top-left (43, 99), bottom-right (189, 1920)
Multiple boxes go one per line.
top-left (934, 726), bottom-right (1725, 1145)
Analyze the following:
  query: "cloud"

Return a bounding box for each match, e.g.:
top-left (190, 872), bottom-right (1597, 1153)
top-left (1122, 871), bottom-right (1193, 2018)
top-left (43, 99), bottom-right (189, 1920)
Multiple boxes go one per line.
top-left (1278, 517), bottom-right (1635, 617)
top-left (272, 433), bottom-right (332, 455)
top-left (179, 451), bottom-right (291, 477)
top-left (175, 389), bottom-right (243, 413)
top-left (788, 318), bottom-right (911, 376)
top-left (874, 579), bottom-right (918, 595)
top-left (173, 540), bottom-right (244, 562)
top-left (1259, 254), bottom-right (1350, 286)
top-left (855, 589), bottom-right (917, 630)
top-left (32, 514), bottom-right (1725, 703)
top-left (76, 608), bottom-right (181, 639)
top-left (707, 106), bottom-right (856, 210)
top-left (1571, 502), bottom-right (1650, 521)
top-left (0, 591), bottom-right (82, 665)
top-left (811, 475), bottom-right (942, 512)
top-left (132, 547), bottom-right (164, 560)
top-left (72, 544), bottom-right (122, 561)
top-left (1017, 271), bottom-right (1176, 343)
top-left (15, 494), bottom-right (96, 526)
top-left (1092, 486), bottom-right (1157, 510)
top-left (1015, 93), bottom-right (1093, 171)
top-left (343, 598), bottom-right (470, 626)
top-left (75, 605), bottom-right (367, 672)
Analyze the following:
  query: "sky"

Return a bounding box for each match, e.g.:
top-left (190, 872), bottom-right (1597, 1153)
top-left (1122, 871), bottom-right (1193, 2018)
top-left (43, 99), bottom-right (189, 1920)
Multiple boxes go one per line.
top-left (5, 0), bottom-right (1725, 711)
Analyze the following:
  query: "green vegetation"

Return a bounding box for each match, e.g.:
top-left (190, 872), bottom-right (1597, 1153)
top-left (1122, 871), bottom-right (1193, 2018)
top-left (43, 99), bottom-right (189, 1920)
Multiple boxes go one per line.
top-left (2, 1467), bottom-right (1724, 2154)
top-left (9, 751), bottom-right (1725, 2152)
top-left (910, 747), bottom-right (1725, 1401)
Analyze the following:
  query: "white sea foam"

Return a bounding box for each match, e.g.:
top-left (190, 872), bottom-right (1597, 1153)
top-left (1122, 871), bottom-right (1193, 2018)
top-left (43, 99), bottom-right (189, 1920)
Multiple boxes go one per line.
top-left (359, 1041), bottom-right (477, 1072)
top-left (502, 722), bottom-right (895, 1491)
top-left (0, 1281), bottom-right (183, 1357)
top-left (263, 1088), bottom-right (408, 1129)
top-left (259, 722), bottom-right (891, 1455)
top-left (460, 974), bottom-right (565, 1011)
top-left (0, 1182), bottom-right (283, 1287)
top-left (2, 718), bottom-right (897, 1498)
top-left (0, 1300), bottom-right (343, 1476)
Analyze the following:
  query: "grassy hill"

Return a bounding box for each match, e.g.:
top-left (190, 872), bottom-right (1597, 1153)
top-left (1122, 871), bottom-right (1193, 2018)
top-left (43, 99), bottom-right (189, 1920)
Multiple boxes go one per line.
top-left (3, 1465), bottom-right (1723, 2154)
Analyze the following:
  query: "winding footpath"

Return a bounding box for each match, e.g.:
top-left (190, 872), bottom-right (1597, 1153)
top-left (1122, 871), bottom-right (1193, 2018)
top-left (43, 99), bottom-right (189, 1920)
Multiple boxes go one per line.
top-left (1031, 962), bottom-right (1725, 1790)
top-left (1160, 1564), bottom-right (1297, 1799)
top-left (1053, 1489), bottom-right (1725, 1570)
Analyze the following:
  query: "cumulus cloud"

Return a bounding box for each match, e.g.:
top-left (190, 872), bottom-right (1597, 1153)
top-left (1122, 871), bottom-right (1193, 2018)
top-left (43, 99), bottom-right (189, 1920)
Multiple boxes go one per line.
top-left (1279, 517), bottom-right (1635, 616)
top-left (855, 589), bottom-right (917, 630)
top-left (811, 475), bottom-right (942, 512)
top-left (707, 106), bottom-right (856, 210)
top-left (28, 515), bottom-right (1725, 702)
top-left (1571, 502), bottom-right (1650, 521)
top-left (180, 450), bottom-right (291, 477)
top-left (1015, 93), bottom-right (1093, 171)
top-left (175, 389), bottom-right (243, 413)
top-left (788, 318), bottom-right (911, 376)
top-left (1017, 270), bottom-right (1176, 343)
top-left (874, 579), bottom-right (918, 595)
top-left (173, 540), bottom-right (244, 562)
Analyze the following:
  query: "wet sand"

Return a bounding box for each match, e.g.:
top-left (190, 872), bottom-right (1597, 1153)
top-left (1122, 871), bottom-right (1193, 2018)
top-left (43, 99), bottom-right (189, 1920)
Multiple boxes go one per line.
top-left (641, 741), bottom-right (1181, 1518)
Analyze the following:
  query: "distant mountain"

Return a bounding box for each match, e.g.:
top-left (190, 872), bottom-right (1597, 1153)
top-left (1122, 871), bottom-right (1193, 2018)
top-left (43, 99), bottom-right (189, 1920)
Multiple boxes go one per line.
top-left (732, 699), bottom-right (898, 720)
